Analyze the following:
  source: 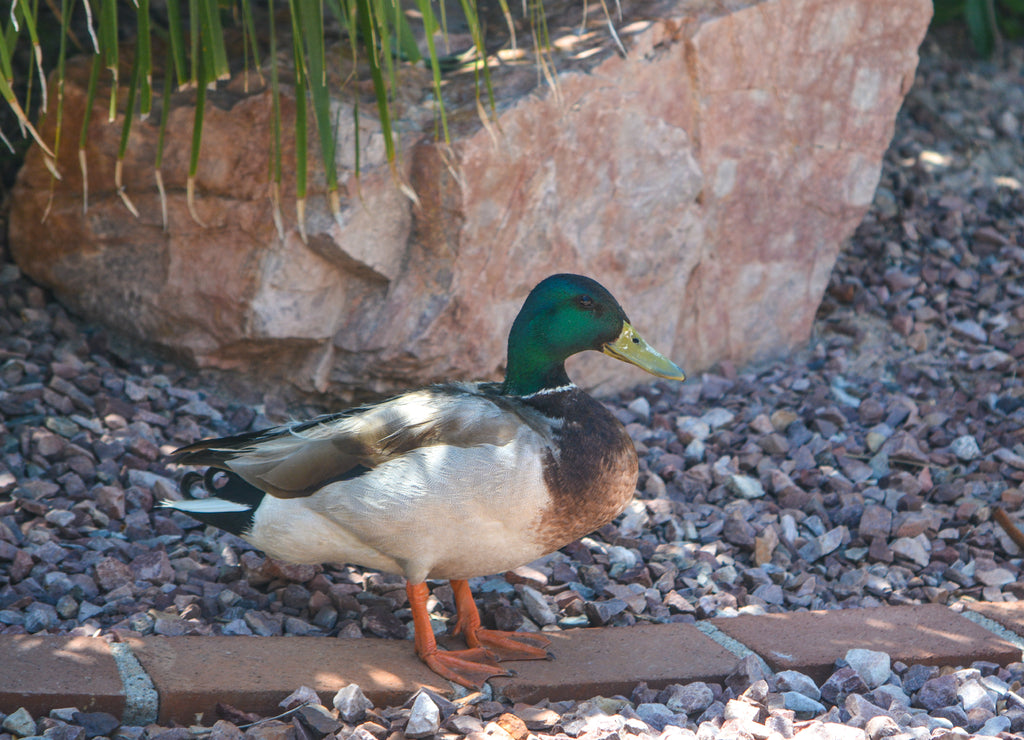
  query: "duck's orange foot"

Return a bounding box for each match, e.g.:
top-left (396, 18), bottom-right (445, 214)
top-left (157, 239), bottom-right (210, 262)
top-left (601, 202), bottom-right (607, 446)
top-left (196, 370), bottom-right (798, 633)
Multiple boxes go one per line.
top-left (468, 628), bottom-right (553, 662)
top-left (420, 647), bottom-right (512, 689)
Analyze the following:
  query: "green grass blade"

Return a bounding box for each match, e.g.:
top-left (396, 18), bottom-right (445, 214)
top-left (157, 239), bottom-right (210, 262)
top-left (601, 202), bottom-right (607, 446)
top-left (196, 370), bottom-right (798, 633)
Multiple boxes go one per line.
top-left (372, 0), bottom-right (398, 115)
top-left (11, 0), bottom-right (48, 113)
top-left (323, 0), bottom-right (351, 33)
top-left (116, 49), bottom-right (141, 216)
top-left (267, 0), bottom-right (283, 238)
top-left (965, 0), bottom-right (996, 55)
top-left (494, 0), bottom-right (517, 49)
top-left (268, 0), bottom-right (282, 186)
top-left (289, 0), bottom-right (309, 240)
top-left (0, 15), bottom-right (18, 97)
top-left (98, 0), bottom-right (118, 120)
top-left (45, 0), bottom-right (75, 183)
top-left (80, 0), bottom-right (99, 52)
top-left (155, 48), bottom-right (173, 169)
top-left (190, 61), bottom-right (207, 170)
top-left (78, 54), bottom-right (103, 210)
top-left (413, 0), bottom-right (447, 143)
top-left (187, 50), bottom-right (208, 224)
top-left (391, 0), bottom-right (421, 62)
top-left (119, 47), bottom-right (140, 156)
top-left (165, 0), bottom-right (187, 87)
top-left (297, 0), bottom-right (338, 196)
top-left (79, 53), bottom-right (101, 150)
top-left (930, 0), bottom-right (966, 26)
top-left (352, 93), bottom-right (359, 174)
top-left (189, 0), bottom-right (199, 85)
top-left (155, 41), bottom-right (174, 229)
top-left (197, 0), bottom-right (230, 81)
top-left (239, 0), bottom-right (264, 88)
top-left (359, 0), bottom-right (396, 158)
top-left (456, 0), bottom-right (496, 114)
top-left (137, 0), bottom-right (152, 117)
top-left (0, 68), bottom-right (56, 159)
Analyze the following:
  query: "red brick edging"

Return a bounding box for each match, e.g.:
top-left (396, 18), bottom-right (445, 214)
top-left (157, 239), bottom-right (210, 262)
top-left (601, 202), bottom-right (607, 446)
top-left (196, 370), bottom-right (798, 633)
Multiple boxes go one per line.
top-left (2, 603), bottom-right (1022, 723)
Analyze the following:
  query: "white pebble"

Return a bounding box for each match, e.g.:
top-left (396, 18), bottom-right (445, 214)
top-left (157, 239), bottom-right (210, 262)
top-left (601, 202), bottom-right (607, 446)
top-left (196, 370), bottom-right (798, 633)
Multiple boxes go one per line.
top-left (775, 670), bottom-right (821, 700)
top-left (951, 435), bottom-right (980, 461)
top-left (684, 438), bottom-right (706, 462)
top-left (844, 648), bottom-right (891, 689)
top-left (627, 396), bottom-right (651, 421)
top-left (333, 683), bottom-right (373, 722)
top-left (676, 416), bottom-right (711, 440)
top-left (519, 585), bottom-right (557, 626)
top-left (727, 474), bottom-right (765, 499)
top-left (405, 691), bottom-right (441, 738)
top-left (618, 499), bottom-right (650, 538)
top-left (890, 536), bottom-right (931, 568)
top-left (700, 407), bottom-right (735, 429)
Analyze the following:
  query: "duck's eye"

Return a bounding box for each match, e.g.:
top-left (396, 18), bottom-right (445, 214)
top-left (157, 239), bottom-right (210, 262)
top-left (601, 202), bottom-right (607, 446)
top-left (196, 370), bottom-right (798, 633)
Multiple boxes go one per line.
top-left (577, 295), bottom-right (594, 309)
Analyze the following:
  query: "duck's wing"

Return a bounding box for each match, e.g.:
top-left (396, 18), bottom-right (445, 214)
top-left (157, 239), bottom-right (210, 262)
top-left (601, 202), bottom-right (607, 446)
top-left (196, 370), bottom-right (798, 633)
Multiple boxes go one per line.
top-left (169, 384), bottom-right (532, 499)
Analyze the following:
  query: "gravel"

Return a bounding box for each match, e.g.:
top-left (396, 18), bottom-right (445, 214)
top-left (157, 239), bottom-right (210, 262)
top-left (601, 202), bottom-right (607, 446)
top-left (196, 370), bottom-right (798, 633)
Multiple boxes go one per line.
top-left (2, 34), bottom-right (1024, 740)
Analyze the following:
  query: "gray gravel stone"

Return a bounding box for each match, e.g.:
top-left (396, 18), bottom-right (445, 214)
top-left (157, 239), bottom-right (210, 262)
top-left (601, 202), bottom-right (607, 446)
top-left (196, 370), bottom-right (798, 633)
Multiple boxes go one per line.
top-left (633, 704), bottom-right (686, 732)
top-left (726, 474), bottom-right (764, 499)
top-left (519, 585), bottom-right (557, 626)
top-left (782, 692), bottom-right (827, 716)
top-left (917, 674), bottom-right (958, 710)
top-left (844, 649), bottom-right (891, 690)
top-left (956, 679), bottom-right (996, 713)
top-left (24, 602), bottom-right (59, 633)
top-left (950, 435), bottom-right (981, 461)
top-left (820, 667), bottom-right (869, 705)
top-left (332, 684), bottom-right (373, 723)
top-left (3, 708), bottom-right (38, 737)
top-left (662, 682), bottom-right (715, 714)
top-left (775, 670), bottom-right (821, 700)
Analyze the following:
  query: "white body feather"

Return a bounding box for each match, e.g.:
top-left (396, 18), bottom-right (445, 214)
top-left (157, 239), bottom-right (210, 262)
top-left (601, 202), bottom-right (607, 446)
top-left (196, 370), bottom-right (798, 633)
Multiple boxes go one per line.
top-left (247, 425), bottom-right (551, 582)
top-left (174, 385), bottom-right (565, 584)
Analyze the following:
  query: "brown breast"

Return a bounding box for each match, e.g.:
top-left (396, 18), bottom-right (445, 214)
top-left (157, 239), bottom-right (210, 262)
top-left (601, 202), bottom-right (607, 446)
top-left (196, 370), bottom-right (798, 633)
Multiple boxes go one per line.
top-left (523, 388), bottom-right (640, 552)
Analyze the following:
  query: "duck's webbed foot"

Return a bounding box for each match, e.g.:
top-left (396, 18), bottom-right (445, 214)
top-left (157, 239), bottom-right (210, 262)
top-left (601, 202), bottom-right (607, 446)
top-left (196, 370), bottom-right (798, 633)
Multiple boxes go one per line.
top-left (407, 581), bottom-right (513, 689)
top-left (451, 579), bottom-right (553, 661)
top-left (420, 646), bottom-right (512, 689)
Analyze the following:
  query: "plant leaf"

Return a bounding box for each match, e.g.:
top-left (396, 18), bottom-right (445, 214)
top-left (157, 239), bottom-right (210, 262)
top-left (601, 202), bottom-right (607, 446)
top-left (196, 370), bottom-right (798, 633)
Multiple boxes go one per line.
top-left (137, 0), bottom-right (152, 117)
top-left (289, 0), bottom-right (309, 242)
top-left (413, 0), bottom-right (446, 144)
top-left (98, 0), bottom-right (118, 120)
top-left (296, 0), bottom-right (340, 217)
top-left (965, 0), bottom-right (996, 55)
top-left (187, 48), bottom-right (208, 226)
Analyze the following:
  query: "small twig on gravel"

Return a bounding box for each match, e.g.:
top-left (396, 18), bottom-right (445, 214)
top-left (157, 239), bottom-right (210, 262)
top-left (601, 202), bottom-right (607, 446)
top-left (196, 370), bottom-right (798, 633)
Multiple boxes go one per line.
top-left (993, 507), bottom-right (1024, 551)
top-left (187, 702), bottom-right (313, 736)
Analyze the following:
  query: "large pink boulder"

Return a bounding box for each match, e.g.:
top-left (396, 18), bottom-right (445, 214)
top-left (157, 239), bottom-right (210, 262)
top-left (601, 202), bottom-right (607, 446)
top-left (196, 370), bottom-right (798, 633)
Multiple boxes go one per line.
top-left (9, 0), bottom-right (932, 398)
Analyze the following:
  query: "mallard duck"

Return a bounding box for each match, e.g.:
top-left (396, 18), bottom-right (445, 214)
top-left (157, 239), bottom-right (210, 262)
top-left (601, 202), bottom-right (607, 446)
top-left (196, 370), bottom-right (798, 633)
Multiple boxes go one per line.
top-left (164, 274), bottom-right (684, 688)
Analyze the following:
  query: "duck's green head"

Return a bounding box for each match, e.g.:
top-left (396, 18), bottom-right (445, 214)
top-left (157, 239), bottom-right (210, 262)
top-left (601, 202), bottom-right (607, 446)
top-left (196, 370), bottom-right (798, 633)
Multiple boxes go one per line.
top-left (502, 274), bottom-right (685, 396)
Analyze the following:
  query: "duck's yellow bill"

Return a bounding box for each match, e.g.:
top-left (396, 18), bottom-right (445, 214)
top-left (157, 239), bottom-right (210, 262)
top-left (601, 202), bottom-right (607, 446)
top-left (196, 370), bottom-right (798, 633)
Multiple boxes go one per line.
top-left (602, 322), bottom-right (686, 381)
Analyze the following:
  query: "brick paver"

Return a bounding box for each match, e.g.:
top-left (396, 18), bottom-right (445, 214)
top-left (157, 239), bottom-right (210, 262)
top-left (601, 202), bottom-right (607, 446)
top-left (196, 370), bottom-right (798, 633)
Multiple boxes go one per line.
top-left (127, 634), bottom-right (448, 722)
top-left (5, 605), bottom-right (1024, 722)
top-left (128, 623), bottom-right (737, 720)
top-left (492, 623), bottom-right (739, 704)
top-left (710, 604), bottom-right (1022, 682)
top-left (965, 601), bottom-right (1024, 638)
top-left (0, 635), bottom-right (125, 717)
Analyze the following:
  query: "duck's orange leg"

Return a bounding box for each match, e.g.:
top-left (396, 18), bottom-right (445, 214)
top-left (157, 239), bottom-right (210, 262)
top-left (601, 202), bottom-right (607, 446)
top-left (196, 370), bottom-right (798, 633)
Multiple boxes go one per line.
top-left (451, 579), bottom-right (552, 661)
top-left (406, 582), bottom-right (510, 688)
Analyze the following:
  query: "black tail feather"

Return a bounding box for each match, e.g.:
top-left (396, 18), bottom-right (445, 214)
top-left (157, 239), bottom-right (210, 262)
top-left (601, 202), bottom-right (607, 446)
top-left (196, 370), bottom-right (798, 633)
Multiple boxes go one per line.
top-left (171, 468), bottom-right (266, 537)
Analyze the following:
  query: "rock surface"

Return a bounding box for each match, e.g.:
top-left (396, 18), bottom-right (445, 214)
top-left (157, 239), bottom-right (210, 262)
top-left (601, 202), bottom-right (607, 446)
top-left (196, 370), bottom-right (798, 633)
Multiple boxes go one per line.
top-left (8, 0), bottom-right (931, 399)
